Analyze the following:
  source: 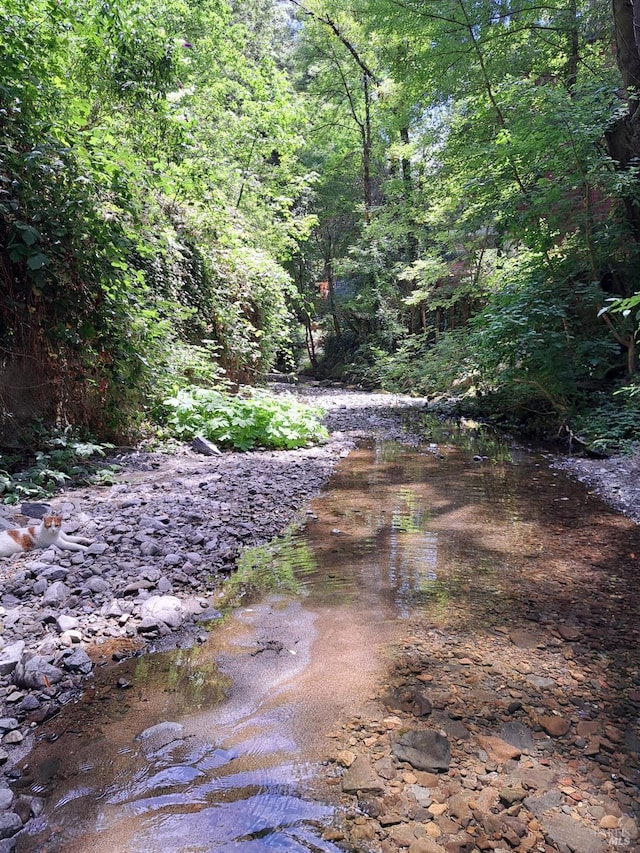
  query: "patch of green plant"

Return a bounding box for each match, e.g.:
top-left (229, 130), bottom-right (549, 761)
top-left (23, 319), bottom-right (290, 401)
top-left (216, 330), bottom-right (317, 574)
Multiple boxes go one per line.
top-left (0, 434), bottom-right (119, 504)
top-left (344, 328), bottom-right (476, 397)
top-left (160, 387), bottom-right (329, 451)
top-left (570, 386), bottom-right (640, 454)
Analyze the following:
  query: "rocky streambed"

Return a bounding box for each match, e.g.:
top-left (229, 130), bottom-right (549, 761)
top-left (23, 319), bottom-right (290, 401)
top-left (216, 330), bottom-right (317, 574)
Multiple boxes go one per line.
top-left (0, 384), bottom-right (638, 853)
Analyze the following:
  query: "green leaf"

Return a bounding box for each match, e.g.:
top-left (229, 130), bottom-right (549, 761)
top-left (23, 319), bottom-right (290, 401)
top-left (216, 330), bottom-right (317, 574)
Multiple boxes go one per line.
top-left (27, 252), bottom-right (49, 270)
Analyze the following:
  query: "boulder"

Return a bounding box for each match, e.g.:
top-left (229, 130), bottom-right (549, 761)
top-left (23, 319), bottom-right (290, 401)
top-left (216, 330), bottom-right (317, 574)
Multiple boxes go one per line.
top-left (139, 595), bottom-right (186, 629)
top-left (0, 643), bottom-right (24, 677)
top-left (13, 656), bottom-right (63, 690)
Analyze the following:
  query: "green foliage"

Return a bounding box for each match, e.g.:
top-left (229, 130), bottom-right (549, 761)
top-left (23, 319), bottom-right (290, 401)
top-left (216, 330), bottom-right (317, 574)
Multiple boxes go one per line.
top-left (0, 0), bottom-right (314, 442)
top-left (468, 254), bottom-right (619, 415)
top-left (161, 387), bottom-right (329, 450)
top-left (570, 385), bottom-right (640, 454)
top-left (345, 329), bottom-right (475, 396)
top-left (0, 434), bottom-right (118, 504)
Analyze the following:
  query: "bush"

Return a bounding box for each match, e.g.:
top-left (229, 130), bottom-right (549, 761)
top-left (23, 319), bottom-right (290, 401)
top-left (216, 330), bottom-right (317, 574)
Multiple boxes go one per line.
top-left (160, 387), bottom-right (328, 450)
top-left (570, 385), bottom-right (640, 454)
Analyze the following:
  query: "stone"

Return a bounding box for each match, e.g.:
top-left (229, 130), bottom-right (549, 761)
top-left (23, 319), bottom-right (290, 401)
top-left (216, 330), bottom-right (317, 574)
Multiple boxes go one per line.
top-left (86, 542), bottom-right (108, 556)
top-left (13, 656), bottom-right (63, 690)
top-left (524, 790), bottom-right (564, 817)
top-left (619, 815), bottom-right (639, 841)
top-left (476, 735), bottom-right (521, 763)
top-left (42, 581), bottom-right (70, 607)
top-left (56, 615), bottom-right (79, 633)
top-left (408, 785), bottom-right (432, 808)
top-left (499, 786), bottom-right (527, 805)
top-left (0, 643), bottom-right (25, 677)
top-left (139, 595), bottom-right (185, 629)
top-left (84, 576), bottom-right (110, 593)
top-left (20, 503), bottom-right (50, 518)
top-left (341, 756), bottom-right (384, 793)
top-left (392, 730), bottom-right (451, 772)
top-left (509, 630), bottom-right (545, 648)
top-left (557, 625), bottom-right (582, 641)
top-left (191, 436), bottom-right (222, 456)
top-left (62, 649), bottom-right (93, 674)
top-left (408, 841), bottom-right (446, 853)
top-left (336, 750), bottom-right (357, 767)
top-left (499, 721), bottom-right (535, 752)
top-left (0, 812), bottom-right (21, 839)
top-left (0, 788), bottom-right (13, 811)
top-left (135, 722), bottom-right (184, 745)
top-left (3, 731), bottom-right (23, 745)
top-left (539, 715), bottom-right (570, 737)
top-left (447, 792), bottom-right (472, 820)
top-left (538, 813), bottom-right (605, 853)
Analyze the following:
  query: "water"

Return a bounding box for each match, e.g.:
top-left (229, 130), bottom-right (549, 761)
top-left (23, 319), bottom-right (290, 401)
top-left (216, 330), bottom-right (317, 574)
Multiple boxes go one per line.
top-left (14, 421), bottom-right (640, 851)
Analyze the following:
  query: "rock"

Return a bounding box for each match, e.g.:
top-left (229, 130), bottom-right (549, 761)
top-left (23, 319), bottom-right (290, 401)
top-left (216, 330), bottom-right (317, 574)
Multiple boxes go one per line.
top-left (84, 576), bottom-right (110, 593)
top-left (341, 756), bottom-right (384, 793)
top-left (557, 625), bottom-right (581, 641)
top-left (336, 750), bottom-right (357, 767)
top-left (3, 732), bottom-right (22, 746)
top-left (56, 615), bottom-right (79, 633)
top-left (0, 644), bottom-right (24, 677)
top-left (191, 436), bottom-right (222, 456)
top-left (539, 715), bottom-right (570, 737)
top-left (42, 581), bottom-right (70, 607)
top-left (392, 730), bottom-right (451, 772)
top-left (62, 649), bottom-right (93, 674)
top-left (499, 721), bottom-right (535, 752)
top-left (499, 786), bottom-right (527, 805)
top-left (408, 785), bottom-right (432, 808)
top-left (86, 542), bottom-right (108, 556)
top-left (524, 790), bottom-right (564, 816)
top-left (20, 503), bottom-right (50, 519)
top-left (139, 595), bottom-right (185, 629)
top-left (509, 630), bottom-right (545, 649)
top-left (448, 792), bottom-right (472, 820)
top-left (408, 840), bottom-right (446, 853)
top-left (476, 735), bottom-right (522, 763)
top-left (13, 656), bottom-right (63, 690)
top-left (135, 721), bottom-right (184, 744)
top-left (538, 812), bottom-right (605, 853)
top-left (0, 788), bottom-right (13, 811)
top-left (619, 815), bottom-right (639, 841)
top-left (0, 812), bottom-right (21, 839)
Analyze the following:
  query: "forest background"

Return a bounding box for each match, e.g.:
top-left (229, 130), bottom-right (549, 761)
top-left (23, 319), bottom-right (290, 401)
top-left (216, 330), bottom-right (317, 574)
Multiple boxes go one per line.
top-left (1, 0), bottom-right (640, 471)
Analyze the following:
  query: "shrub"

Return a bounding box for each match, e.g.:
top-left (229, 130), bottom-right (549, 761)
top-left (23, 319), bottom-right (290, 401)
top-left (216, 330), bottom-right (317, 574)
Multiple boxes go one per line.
top-left (160, 387), bottom-right (328, 450)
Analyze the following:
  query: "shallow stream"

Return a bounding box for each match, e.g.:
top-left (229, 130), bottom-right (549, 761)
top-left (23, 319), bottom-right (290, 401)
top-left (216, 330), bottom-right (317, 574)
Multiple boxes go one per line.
top-left (13, 418), bottom-right (640, 851)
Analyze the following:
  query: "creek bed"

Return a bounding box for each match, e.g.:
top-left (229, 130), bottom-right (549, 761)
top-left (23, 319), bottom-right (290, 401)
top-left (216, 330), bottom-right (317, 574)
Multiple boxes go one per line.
top-left (12, 415), bottom-right (640, 852)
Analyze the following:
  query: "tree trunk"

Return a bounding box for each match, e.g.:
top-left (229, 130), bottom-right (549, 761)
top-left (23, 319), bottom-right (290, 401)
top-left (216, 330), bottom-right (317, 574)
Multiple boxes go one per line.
top-left (363, 72), bottom-right (373, 221)
top-left (607, 0), bottom-right (640, 238)
top-left (325, 259), bottom-right (341, 337)
top-left (565, 0), bottom-right (579, 93)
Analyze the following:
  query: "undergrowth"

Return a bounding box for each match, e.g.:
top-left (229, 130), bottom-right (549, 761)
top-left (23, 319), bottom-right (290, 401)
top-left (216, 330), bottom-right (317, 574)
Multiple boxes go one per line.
top-left (0, 435), bottom-right (119, 505)
top-left (569, 385), bottom-right (640, 454)
top-left (159, 387), bottom-right (328, 451)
